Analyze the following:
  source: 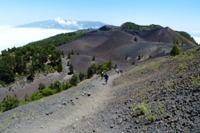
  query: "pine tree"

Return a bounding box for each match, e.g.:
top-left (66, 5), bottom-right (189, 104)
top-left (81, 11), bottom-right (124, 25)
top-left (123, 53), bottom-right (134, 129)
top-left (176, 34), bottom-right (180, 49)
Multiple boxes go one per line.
top-left (170, 43), bottom-right (182, 56)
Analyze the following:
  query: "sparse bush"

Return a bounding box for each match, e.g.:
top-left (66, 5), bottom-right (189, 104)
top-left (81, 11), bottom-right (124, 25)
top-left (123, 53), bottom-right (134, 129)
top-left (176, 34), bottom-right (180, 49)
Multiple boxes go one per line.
top-left (49, 80), bottom-right (63, 93)
top-left (30, 91), bottom-right (43, 101)
top-left (179, 53), bottom-right (195, 61)
top-left (134, 102), bottom-right (147, 116)
top-left (170, 43), bottom-right (182, 56)
top-left (96, 60), bottom-right (112, 74)
top-left (57, 60), bottom-right (63, 72)
top-left (87, 64), bottom-right (97, 78)
top-left (68, 63), bottom-right (74, 75)
top-left (147, 114), bottom-right (156, 123)
top-left (79, 72), bottom-right (87, 82)
top-left (70, 73), bottom-right (79, 86)
top-left (41, 88), bottom-right (56, 96)
top-left (67, 52), bottom-right (71, 59)
top-left (1, 95), bottom-right (20, 112)
top-left (38, 83), bottom-right (46, 92)
top-left (63, 82), bottom-right (72, 90)
top-left (133, 101), bottom-right (163, 123)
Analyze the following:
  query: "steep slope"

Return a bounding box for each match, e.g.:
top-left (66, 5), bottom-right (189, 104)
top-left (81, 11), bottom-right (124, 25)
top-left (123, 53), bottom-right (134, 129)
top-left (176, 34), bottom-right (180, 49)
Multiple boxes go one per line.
top-left (0, 48), bottom-right (199, 133)
top-left (57, 28), bottom-right (194, 73)
top-left (138, 27), bottom-right (196, 45)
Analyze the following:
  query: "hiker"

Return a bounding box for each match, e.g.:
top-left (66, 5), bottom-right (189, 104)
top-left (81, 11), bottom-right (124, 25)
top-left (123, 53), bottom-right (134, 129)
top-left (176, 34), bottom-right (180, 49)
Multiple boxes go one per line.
top-left (104, 73), bottom-right (109, 84)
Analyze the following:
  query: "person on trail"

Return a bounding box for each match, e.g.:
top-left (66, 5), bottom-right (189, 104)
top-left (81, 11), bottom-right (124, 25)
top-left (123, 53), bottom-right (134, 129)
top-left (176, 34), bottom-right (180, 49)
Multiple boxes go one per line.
top-left (104, 73), bottom-right (109, 84)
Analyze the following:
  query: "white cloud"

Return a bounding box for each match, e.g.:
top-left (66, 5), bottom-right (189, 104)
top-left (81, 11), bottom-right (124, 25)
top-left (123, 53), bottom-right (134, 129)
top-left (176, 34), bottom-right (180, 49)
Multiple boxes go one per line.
top-left (0, 25), bottom-right (73, 52)
top-left (55, 17), bottom-right (77, 25)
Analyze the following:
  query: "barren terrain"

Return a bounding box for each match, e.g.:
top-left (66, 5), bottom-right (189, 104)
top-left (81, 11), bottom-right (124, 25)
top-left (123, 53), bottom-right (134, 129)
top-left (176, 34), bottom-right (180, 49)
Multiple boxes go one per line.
top-left (0, 48), bottom-right (199, 133)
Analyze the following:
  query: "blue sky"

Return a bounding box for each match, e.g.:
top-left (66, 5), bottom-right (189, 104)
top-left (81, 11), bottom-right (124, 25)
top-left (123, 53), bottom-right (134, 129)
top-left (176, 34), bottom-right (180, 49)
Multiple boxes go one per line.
top-left (0, 0), bottom-right (200, 33)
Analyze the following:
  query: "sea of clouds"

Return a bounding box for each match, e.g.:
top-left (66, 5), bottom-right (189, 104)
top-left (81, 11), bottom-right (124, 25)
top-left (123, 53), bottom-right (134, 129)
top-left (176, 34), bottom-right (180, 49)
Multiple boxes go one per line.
top-left (0, 25), bottom-right (199, 53)
top-left (0, 25), bottom-right (72, 52)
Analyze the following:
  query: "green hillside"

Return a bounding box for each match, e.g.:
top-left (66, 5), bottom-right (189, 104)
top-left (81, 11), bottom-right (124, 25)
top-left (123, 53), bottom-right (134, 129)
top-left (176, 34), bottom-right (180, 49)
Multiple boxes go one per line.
top-left (177, 31), bottom-right (197, 45)
top-left (121, 22), bottom-right (162, 31)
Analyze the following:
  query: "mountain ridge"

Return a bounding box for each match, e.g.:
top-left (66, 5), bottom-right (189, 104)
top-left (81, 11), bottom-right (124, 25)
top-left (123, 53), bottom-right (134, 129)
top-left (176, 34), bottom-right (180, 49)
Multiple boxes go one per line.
top-left (17, 18), bottom-right (106, 30)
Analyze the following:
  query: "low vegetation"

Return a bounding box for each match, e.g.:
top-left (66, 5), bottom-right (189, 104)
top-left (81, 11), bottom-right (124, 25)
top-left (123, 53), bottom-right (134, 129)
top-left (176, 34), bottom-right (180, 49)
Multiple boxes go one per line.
top-left (177, 31), bottom-right (197, 45)
top-left (133, 101), bottom-right (164, 123)
top-left (0, 95), bottom-right (20, 112)
top-left (0, 45), bottom-right (62, 85)
top-left (170, 43), bottom-right (182, 56)
top-left (121, 22), bottom-right (162, 31)
top-left (0, 60), bottom-right (113, 112)
top-left (27, 32), bottom-right (84, 47)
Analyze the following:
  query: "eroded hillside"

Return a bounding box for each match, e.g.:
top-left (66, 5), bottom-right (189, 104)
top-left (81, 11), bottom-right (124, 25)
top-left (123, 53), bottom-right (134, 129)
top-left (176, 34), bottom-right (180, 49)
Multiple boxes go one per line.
top-left (0, 47), bottom-right (199, 133)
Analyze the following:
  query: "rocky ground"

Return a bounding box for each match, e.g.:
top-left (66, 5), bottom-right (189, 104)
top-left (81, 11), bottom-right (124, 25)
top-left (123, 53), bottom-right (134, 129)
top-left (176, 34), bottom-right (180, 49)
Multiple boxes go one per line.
top-left (0, 48), bottom-right (199, 133)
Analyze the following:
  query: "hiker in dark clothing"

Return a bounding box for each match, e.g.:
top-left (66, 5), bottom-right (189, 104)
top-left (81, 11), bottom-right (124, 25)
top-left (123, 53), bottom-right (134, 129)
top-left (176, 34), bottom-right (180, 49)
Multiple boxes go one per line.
top-left (104, 73), bottom-right (109, 84)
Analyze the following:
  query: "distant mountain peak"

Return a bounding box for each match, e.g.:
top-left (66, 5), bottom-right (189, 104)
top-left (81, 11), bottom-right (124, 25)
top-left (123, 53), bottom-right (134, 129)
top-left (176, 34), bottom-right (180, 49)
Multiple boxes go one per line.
top-left (17, 18), bottom-right (106, 31)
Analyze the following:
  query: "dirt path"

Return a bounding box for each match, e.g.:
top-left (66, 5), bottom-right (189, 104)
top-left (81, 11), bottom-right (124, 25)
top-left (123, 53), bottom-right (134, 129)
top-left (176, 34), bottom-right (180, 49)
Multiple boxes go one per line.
top-left (1, 72), bottom-right (120, 133)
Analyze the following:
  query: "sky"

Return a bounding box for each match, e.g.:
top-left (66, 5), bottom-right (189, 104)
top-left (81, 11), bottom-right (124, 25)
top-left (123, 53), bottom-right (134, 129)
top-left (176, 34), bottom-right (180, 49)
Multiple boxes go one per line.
top-left (0, 0), bottom-right (199, 31)
top-left (0, 0), bottom-right (200, 51)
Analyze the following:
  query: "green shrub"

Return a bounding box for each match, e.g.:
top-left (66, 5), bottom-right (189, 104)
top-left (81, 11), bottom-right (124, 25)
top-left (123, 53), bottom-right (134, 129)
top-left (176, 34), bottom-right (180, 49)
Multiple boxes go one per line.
top-left (87, 64), bottom-right (97, 78)
top-left (70, 73), bottom-right (79, 86)
top-left (1, 95), bottom-right (20, 112)
top-left (49, 80), bottom-right (63, 93)
top-left (30, 91), bottom-right (43, 101)
top-left (67, 52), bottom-right (71, 59)
top-left (79, 72), bottom-right (87, 82)
top-left (96, 61), bottom-right (112, 74)
top-left (38, 83), bottom-right (46, 91)
top-left (68, 63), bottom-right (74, 75)
top-left (63, 82), bottom-right (72, 90)
top-left (41, 88), bottom-right (56, 96)
top-left (134, 101), bottom-right (147, 116)
top-left (170, 43), bottom-right (182, 56)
